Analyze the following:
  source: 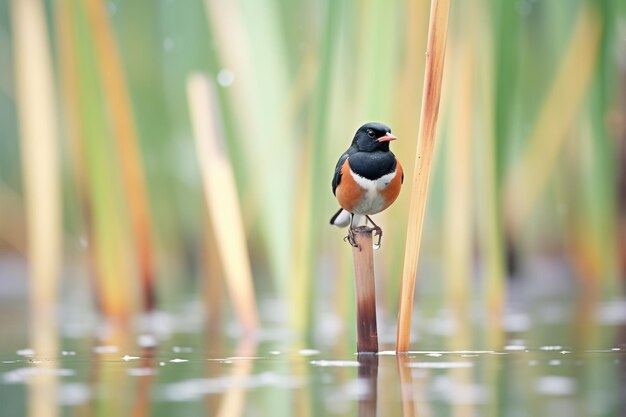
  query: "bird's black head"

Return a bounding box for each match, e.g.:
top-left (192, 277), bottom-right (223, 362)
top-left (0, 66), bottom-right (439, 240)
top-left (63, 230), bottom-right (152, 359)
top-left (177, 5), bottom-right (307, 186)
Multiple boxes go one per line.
top-left (352, 122), bottom-right (396, 152)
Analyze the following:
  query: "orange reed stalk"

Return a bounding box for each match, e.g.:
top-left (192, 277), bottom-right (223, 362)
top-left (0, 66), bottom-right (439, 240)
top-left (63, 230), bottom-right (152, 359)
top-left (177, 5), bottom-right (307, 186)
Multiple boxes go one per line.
top-left (85, 0), bottom-right (156, 311)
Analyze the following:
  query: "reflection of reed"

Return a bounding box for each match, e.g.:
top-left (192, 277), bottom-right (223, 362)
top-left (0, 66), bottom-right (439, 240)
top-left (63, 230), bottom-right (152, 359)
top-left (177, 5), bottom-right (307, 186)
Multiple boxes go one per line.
top-left (131, 348), bottom-right (156, 417)
top-left (96, 327), bottom-right (133, 417)
top-left (615, 334), bottom-right (626, 416)
top-left (28, 326), bottom-right (59, 417)
top-left (483, 353), bottom-right (500, 417)
top-left (216, 337), bottom-right (258, 417)
top-left (396, 355), bottom-right (416, 417)
top-left (357, 354), bottom-right (379, 417)
top-left (450, 366), bottom-right (475, 417)
top-left (291, 347), bottom-right (312, 417)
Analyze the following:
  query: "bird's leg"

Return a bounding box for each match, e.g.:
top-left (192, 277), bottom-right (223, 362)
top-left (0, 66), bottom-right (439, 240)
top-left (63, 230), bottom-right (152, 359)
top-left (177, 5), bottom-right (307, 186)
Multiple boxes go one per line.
top-left (343, 213), bottom-right (360, 249)
top-left (365, 215), bottom-right (383, 248)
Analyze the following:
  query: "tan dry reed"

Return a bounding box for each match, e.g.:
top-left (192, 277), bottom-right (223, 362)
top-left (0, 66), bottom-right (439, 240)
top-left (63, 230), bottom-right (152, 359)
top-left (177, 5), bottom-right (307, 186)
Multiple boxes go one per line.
top-left (187, 73), bottom-right (259, 333)
top-left (396, 0), bottom-right (450, 353)
top-left (12, 1), bottom-right (61, 416)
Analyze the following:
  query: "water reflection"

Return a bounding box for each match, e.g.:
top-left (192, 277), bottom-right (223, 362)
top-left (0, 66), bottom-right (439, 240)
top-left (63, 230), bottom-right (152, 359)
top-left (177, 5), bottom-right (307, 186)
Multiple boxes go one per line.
top-left (215, 337), bottom-right (257, 417)
top-left (1, 326), bottom-right (626, 416)
top-left (356, 354), bottom-right (378, 417)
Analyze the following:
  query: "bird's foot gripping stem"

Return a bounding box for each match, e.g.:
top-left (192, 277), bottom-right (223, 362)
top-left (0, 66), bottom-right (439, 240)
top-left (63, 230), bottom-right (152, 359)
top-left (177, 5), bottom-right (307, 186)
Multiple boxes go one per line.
top-left (371, 226), bottom-right (382, 250)
top-left (344, 227), bottom-right (360, 249)
top-left (343, 225), bottom-right (383, 250)
top-left (365, 215), bottom-right (383, 249)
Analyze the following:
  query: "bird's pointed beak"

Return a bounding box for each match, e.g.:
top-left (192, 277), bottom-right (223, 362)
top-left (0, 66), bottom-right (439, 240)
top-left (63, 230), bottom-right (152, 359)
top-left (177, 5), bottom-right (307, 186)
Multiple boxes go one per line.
top-left (377, 133), bottom-right (397, 142)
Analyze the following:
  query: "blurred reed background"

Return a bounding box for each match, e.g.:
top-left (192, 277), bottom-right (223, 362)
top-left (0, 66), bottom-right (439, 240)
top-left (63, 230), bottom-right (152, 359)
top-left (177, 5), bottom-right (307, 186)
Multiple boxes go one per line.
top-left (0, 0), bottom-right (625, 353)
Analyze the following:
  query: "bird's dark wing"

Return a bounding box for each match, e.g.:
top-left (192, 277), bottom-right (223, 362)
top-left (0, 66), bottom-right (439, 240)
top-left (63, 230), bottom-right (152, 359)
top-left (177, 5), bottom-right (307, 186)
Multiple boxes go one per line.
top-left (332, 153), bottom-right (350, 196)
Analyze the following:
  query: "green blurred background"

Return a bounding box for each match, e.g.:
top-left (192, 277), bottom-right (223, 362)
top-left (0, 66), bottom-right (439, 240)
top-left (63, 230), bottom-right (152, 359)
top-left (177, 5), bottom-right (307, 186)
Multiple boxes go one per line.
top-left (1, 0), bottom-right (625, 352)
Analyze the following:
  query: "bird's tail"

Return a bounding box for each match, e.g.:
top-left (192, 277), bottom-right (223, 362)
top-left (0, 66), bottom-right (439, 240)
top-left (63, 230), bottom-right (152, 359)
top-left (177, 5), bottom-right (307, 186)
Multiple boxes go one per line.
top-left (329, 209), bottom-right (363, 228)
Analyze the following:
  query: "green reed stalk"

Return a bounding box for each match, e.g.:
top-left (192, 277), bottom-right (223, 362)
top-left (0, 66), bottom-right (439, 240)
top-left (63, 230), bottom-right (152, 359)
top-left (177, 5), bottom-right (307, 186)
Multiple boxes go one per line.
top-left (291, 0), bottom-right (343, 342)
top-left (504, 6), bottom-right (601, 236)
top-left (466, 0), bottom-right (506, 348)
top-left (68, 0), bottom-right (136, 320)
top-left (203, 0), bottom-right (294, 293)
top-left (55, 0), bottom-right (103, 302)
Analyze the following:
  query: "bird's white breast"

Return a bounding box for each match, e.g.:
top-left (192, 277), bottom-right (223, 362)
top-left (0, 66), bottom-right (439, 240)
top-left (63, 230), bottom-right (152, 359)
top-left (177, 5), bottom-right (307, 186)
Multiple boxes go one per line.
top-left (349, 170), bottom-right (397, 215)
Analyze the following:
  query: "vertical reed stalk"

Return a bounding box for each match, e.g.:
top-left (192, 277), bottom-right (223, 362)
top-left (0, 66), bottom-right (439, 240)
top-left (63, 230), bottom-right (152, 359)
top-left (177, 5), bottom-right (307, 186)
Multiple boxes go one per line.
top-left (444, 37), bottom-right (473, 351)
top-left (293, 0), bottom-right (342, 343)
top-left (386, 0), bottom-right (428, 301)
top-left (504, 6), bottom-right (601, 235)
top-left (471, 0), bottom-right (506, 347)
top-left (290, 142), bottom-right (314, 341)
top-left (397, 0), bottom-right (450, 353)
top-left (203, 0), bottom-right (293, 290)
top-left (12, 0), bottom-right (61, 349)
top-left (55, 0), bottom-right (103, 304)
top-left (187, 74), bottom-right (258, 333)
top-left (63, 0), bottom-right (135, 319)
top-left (85, 0), bottom-right (156, 311)
top-left (12, 1), bottom-right (60, 416)
top-left (0, 184), bottom-right (26, 253)
top-left (202, 211), bottom-right (225, 330)
top-left (352, 227), bottom-right (378, 353)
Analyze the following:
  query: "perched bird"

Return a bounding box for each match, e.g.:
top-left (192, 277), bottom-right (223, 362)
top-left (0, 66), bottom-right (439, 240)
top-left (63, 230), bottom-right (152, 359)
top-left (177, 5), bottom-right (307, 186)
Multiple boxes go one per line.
top-left (330, 122), bottom-right (403, 247)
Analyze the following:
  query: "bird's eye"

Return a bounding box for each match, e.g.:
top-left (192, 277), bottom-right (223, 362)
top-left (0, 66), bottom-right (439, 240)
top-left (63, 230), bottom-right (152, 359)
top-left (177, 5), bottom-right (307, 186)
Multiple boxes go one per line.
top-left (367, 129), bottom-right (375, 138)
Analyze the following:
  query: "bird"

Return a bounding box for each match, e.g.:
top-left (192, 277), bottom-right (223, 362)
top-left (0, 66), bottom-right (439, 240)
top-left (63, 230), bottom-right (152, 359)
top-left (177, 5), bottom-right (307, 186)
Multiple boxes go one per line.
top-left (330, 122), bottom-right (403, 247)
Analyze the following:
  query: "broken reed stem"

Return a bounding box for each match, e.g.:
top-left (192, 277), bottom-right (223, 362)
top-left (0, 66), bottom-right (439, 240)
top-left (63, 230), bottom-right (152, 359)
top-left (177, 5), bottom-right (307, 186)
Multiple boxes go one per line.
top-left (397, 0), bottom-right (450, 353)
top-left (351, 226), bottom-right (378, 353)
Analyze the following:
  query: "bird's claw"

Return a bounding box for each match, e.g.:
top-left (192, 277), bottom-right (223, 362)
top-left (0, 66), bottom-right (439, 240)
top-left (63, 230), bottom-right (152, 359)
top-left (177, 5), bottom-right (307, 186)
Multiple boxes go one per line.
top-left (344, 228), bottom-right (361, 250)
top-left (344, 225), bottom-right (383, 250)
top-left (372, 226), bottom-right (383, 250)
